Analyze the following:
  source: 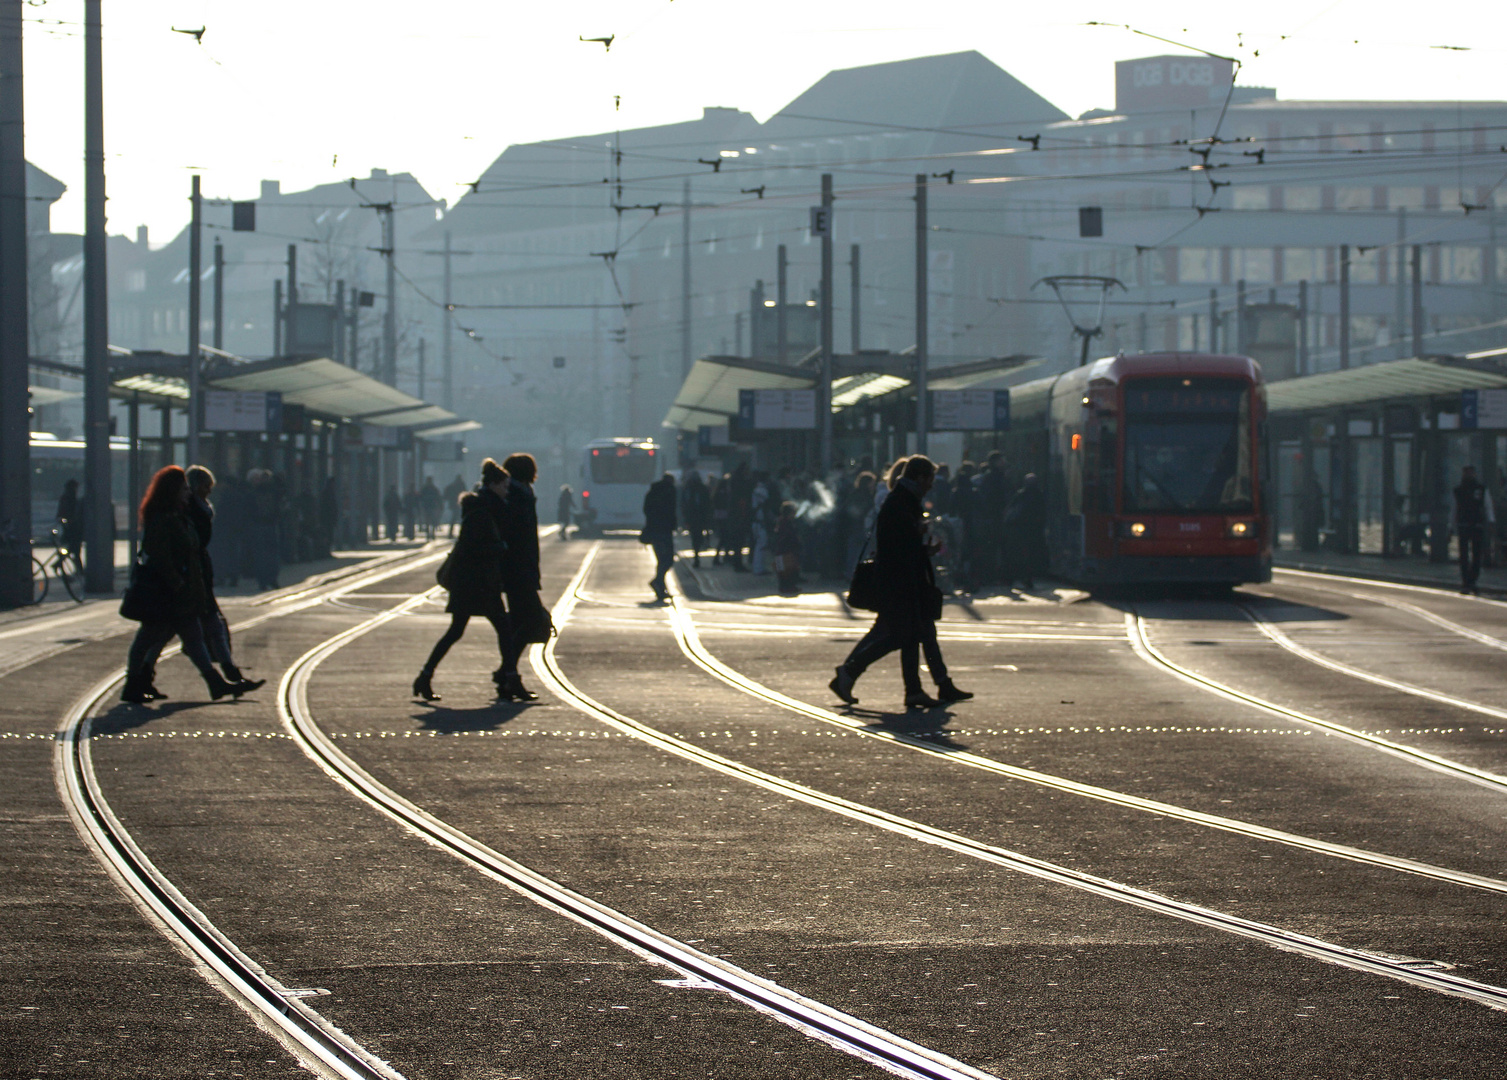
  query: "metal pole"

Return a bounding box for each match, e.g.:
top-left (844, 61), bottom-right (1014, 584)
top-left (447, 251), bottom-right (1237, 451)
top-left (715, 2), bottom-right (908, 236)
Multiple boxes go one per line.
top-left (1208, 289), bottom-right (1219, 353)
top-left (82, 0), bottom-right (113, 593)
top-left (442, 231), bottom-right (453, 409)
top-left (681, 179), bottom-right (692, 378)
top-left (333, 280), bottom-right (344, 365)
top-left (1411, 244), bottom-right (1424, 357)
top-left (1338, 244), bottom-right (1350, 369)
top-left (1393, 208), bottom-right (1407, 360)
top-left (212, 237), bottom-right (224, 350)
top-left (1298, 279), bottom-right (1309, 374)
top-left (126, 392), bottom-right (139, 557)
top-left (417, 338), bottom-right (426, 400)
top-left (914, 174), bottom-right (928, 455)
top-left (0, 0), bottom-right (29, 606)
top-left (382, 207), bottom-right (396, 385)
top-left (272, 279), bottom-right (282, 355)
top-left (850, 243), bottom-right (861, 354)
top-left (187, 175), bottom-right (202, 464)
top-left (1236, 278), bottom-right (1247, 354)
top-left (820, 174), bottom-right (835, 470)
top-left (776, 245), bottom-right (788, 363)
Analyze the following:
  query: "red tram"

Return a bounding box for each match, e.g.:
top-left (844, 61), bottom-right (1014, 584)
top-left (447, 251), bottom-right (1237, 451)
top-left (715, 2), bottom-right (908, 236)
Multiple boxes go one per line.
top-left (998, 352), bottom-right (1270, 587)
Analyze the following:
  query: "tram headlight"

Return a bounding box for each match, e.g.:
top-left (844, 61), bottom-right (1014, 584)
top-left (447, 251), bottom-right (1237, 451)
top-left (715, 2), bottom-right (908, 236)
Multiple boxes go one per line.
top-left (1226, 519), bottom-right (1255, 538)
top-left (1118, 520), bottom-right (1151, 538)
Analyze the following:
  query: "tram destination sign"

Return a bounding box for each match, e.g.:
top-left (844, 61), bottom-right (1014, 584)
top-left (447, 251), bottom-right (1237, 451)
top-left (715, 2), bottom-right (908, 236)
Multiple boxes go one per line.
top-left (1461, 388), bottom-right (1507, 430)
top-left (929, 389), bottom-right (1010, 431)
top-left (736, 388), bottom-right (816, 430)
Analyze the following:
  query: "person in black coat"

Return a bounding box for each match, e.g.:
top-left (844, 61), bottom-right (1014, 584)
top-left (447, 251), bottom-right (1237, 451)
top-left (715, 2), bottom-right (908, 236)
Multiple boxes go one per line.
top-left (680, 470), bottom-right (711, 567)
top-left (493, 453), bottom-right (544, 701)
top-left (1001, 473), bottom-right (1049, 590)
top-left (831, 455), bottom-right (970, 709)
top-left (184, 466), bottom-right (260, 692)
top-left (412, 482), bottom-right (510, 702)
top-left (642, 473), bottom-right (678, 601)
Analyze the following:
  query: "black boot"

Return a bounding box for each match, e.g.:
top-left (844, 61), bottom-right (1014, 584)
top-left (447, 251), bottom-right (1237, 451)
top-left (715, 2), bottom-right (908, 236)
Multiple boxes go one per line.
top-left (205, 671), bottom-right (237, 701)
top-left (936, 680), bottom-right (974, 703)
top-left (120, 674), bottom-right (153, 704)
top-left (502, 673), bottom-right (538, 702)
top-left (413, 668), bottom-right (440, 702)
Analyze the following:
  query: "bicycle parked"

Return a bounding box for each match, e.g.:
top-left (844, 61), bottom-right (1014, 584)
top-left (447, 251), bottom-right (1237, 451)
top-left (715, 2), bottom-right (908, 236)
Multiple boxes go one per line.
top-left (0, 521), bottom-right (84, 604)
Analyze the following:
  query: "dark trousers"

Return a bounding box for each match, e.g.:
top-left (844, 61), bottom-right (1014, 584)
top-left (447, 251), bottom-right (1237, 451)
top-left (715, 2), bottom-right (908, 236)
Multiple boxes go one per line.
top-left (687, 527), bottom-right (706, 561)
top-left (1459, 524), bottom-right (1485, 587)
top-left (842, 613), bottom-right (922, 695)
top-left (918, 619), bottom-right (948, 684)
top-left (650, 535), bottom-right (674, 593)
top-left (502, 589), bottom-right (541, 675)
top-left (423, 611), bottom-right (510, 673)
top-left (200, 608), bottom-right (239, 676)
top-left (127, 617), bottom-right (218, 686)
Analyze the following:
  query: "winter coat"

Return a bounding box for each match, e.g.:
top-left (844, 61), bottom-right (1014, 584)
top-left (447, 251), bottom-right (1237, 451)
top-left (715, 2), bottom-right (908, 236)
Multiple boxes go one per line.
top-left (680, 476), bottom-right (711, 530)
top-left (642, 477), bottom-right (677, 536)
top-left (445, 493), bottom-right (506, 617)
top-left (141, 507), bottom-right (209, 619)
top-left (871, 479), bottom-right (934, 628)
top-left (499, 480), bottom-right (541, 594)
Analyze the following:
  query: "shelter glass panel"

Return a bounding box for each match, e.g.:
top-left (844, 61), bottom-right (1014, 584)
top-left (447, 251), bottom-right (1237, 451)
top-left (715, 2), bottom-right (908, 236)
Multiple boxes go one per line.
top-left (1354, 437), bottom-right (1384, 553)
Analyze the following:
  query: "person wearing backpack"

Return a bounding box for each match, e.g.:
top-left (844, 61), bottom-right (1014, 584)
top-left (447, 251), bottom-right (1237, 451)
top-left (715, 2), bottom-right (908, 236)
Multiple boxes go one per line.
top-left (411, 466), bottom-right (510, 702)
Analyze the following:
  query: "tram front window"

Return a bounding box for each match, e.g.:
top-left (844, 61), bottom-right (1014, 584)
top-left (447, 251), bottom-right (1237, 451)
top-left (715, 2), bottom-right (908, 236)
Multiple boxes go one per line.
top-left (589, 448), bottom-right (657, 484)
top-left (1122, 378), bottom-right (1252, 514)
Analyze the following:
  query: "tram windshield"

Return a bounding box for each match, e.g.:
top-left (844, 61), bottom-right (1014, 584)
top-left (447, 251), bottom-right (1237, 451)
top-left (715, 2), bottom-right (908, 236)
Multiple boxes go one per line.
top-left (1121, 378), bottom-right (1252, 513)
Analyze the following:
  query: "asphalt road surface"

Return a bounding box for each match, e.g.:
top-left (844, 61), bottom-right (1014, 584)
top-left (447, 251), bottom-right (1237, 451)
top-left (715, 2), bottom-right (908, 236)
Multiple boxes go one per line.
top-left (6, 534), bottom-right (1507, 1079)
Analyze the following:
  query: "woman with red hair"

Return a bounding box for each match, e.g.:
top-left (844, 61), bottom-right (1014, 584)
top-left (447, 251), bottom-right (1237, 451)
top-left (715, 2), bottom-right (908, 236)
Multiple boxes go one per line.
top-left (121, 465), bottom-right (258, 703)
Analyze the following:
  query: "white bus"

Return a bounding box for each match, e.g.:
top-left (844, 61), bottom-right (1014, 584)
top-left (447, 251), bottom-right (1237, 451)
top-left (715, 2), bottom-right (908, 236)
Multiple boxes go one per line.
top-left (577, 438), bottom-right (662, 534)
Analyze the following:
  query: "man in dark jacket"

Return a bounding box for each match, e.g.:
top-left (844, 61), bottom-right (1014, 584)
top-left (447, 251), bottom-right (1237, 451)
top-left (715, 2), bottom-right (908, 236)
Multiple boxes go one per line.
top-left (1454, 465), bottom-right (1494, 595)
top-left (183, 466), bottom-right (258, 690)
top-left (831, 455), bottom-right (969, 709)
top-left (643, 473), bottom-right (678, 601)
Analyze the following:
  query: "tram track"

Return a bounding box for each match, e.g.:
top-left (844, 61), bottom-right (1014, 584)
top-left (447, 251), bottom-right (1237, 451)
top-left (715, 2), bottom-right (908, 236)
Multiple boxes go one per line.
top-left (276, 567), bottom-right (1002, 1080)
top-left (529, 545), bottom-right (1507, 1012)
top-left (656, 564), bottom-right (1507, 896)
top-left (48, 546), bottom-right (451, 1080)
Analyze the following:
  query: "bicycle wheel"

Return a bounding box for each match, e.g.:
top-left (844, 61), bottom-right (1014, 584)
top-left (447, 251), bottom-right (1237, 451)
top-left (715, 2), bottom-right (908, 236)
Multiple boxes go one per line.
top-left (56, 556), bottom-right (83, 602)
top-left (31, 557), bottom-right (47, 604)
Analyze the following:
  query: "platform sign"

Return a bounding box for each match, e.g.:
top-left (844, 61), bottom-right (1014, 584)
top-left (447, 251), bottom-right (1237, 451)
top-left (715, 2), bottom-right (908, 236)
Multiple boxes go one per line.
top-left (736, 388), bottom-right (817, 430)
top-left (929, 389), bottom-right (1009, 431)
top-left (203, 389), bottom-right (282, 432)
top-left (697, 424), bottom-right (731, 453)
top-left (1462, 388), bottom-right (1507, 429)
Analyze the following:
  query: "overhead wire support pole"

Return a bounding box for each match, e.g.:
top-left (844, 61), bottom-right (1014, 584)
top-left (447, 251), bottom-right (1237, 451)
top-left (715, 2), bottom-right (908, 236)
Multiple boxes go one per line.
top-left (0, 0), bottom-right (30, 606)
top-left (382, 204), bottom-right (397, 386)
top-left (820, 173), bottom-right (834, 472)
top-left (776, 245), bottom-right (788, 363)
top-left (914, 174), bottom-right (928, 455)
top-left (681, 179), bottom-right (692, 381)
top-left (82, 0), bottom-right (113, 593)
top-left (850, 244), bottom-right (861, 355)
top-left (212, 238), bottom-right (224, 351)
top-left (443, 231), bottom-right (453, 410)
top-left (187, 175), bottom-right (202, 464)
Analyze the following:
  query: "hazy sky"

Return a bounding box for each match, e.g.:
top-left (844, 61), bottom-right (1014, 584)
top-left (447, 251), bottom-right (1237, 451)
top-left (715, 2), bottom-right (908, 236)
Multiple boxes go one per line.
top-left (23, 0), bottom-right (1507, 240)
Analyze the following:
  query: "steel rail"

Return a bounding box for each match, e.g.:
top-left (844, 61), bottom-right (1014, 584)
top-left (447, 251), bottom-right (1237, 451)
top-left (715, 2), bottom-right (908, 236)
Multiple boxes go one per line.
top-left (1128, 611), bottom-right (1507, 794)
top-left (48, 554), bottom-right (454, 1080)
top-left (540, 548), bottom-right (1507, 1012)
top-left (1240, 603), bottom-right (1507, 722)
top-left (1264, 573), bottom-right (1507, 652)
top-left (656, 571), bottom-right (1507, 896)
top-left (278, 563), bottom-right (1001, 1080)
top-left (1275, 566), bottom-right (1507, 610)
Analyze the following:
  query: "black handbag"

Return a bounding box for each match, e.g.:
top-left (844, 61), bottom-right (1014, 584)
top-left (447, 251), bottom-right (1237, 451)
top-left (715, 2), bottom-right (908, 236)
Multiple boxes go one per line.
top-left (435, 550), bottom-right (454, 590)
top-left (845, 522), bottom-right (881, 611)
top-left (511, 593), bottom-right (556, 644)
top-left (119, 558), bottom-right (173, 623)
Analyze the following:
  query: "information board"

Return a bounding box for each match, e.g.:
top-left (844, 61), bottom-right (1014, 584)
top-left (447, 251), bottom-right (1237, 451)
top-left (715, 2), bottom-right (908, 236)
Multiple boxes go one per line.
top-left (737, 388), bottom-right (817, 430)
top-left (929, 389), bottom-right (1009, 431)
top-left (203, 389), bottom-right (282, 432)
top-left (1462, 388), bottom-right (1507, 430)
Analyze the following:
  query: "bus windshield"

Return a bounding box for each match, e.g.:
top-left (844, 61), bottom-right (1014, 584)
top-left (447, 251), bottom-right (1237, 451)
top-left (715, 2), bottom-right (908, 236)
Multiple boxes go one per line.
top-left (589, 447), bottom-right (657, 484)
top-left (1121, 378), bottom-right (1252, 513)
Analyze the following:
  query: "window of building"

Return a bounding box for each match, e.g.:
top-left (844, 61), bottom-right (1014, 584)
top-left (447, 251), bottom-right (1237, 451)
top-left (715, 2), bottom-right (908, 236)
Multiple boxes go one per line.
top-left (1177, 247), bottom-right (1218, 284)
top-left (1388, 187), bottom-right (1425, 210)
top-left (1283, 247), bottom-right (1324, 283)
top-left (1335, 186), bottom-right (1372, 211)
top-left (1234, 248), bottom-right (1274, 284)
top-left (1441, 246), bottom-right (1483, 283)
top-left (1233, 187), bottom-right (1269, 211)
top-left (1349, 247), bottom-right (1382, 284)
top-left (126, 270), bottom-right (146, 293)
top-left (1284, 186), bottom-right (1321, 211)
